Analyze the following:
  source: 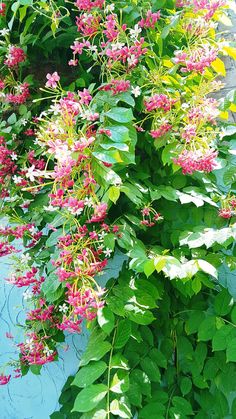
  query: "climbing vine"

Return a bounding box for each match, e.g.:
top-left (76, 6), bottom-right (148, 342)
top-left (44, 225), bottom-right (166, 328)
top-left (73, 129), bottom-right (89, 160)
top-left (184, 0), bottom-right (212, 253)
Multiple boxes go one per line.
top-left (1, 0), bottom-right (236, 417)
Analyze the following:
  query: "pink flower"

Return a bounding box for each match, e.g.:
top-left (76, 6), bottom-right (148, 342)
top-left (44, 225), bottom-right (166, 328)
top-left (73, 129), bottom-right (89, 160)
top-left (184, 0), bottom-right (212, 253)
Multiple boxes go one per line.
top-left (4, 46), bottom-right (26, 67)
top-left (150, 123), bottom-right (172, 138)
top-left (45, 72), bottom-right (60, 88)
top-left (145, 94), bottom-right (176, 112)
top-left (173, 149), bottom-right (218, 174)
top-left (139, 10), bottom-right (161, 29)
top-left (0, 374), bottom-right (11, 385)
top-left (219, 208), bottom-right (232, 219)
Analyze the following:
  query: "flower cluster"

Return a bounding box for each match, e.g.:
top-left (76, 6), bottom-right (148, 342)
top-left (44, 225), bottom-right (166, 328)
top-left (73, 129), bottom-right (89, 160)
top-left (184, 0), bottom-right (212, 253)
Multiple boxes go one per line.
top-left (174, 45), bottom-right (218, 73)
top-left (173, 149), bottom-right (218, 174)
top-left (4, 46), bottom-right (26, 68)
top-left (219, 197), bottom-right (236, 219)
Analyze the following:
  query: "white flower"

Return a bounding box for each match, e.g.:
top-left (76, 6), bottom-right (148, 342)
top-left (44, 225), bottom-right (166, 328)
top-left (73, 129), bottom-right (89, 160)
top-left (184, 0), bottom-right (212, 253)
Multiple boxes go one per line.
top-left (181, 103), bottom-right (189, 109)
top-left (105, 3), bottom-right (115, 13)
top-left (103, 248), bottom-right (112, 258)
top-left (68, 207), bottom-right (83, 216)
top-left (43, 346), bottom-right (54, 357)
top-left (0, 28), bottom-right (10, 36)
top-left (29, 226), bottom-right (37, 235)
top-left (127, 54), bottom-right (137, 67)
top-left (12, 175), bottom-right (23, 184)
top-left (58, 303), bottom-right (68, 314)
top-left (55, 144), bottom-right (71, 163)
top-left (43, 204), bottom-right (57, 212)
top-left (10, 152), bottom-right (18, 161)
top-left (98, 231), bottom-right (107, 240)
top-left (84, 197), bottom-right (93, 207)
top-left (130, 24), bottom-right (142, 40)
top-left (21, 118), bottom-right (28, 126)
top-left (111, 42), bottom-right (125, 51)
top-left (49, 103), bottom-right (61, 115)
top-left (88, 45), bottom-right (98, 54)
top-left (97, 244), bottom-right (105, 251)
top-left (23, 289), bottom-right (33, 300)
top-left (25, 165), bottom-right (37, 182)
top-left (21, 253), bottom-right (31, 264)
top-left (131, 86), bottom-right (141, 97)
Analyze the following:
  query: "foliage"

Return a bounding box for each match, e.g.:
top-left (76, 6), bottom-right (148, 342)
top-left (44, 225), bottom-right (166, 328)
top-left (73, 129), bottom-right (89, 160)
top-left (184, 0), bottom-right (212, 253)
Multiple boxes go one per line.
top-left (0, 0), bottom-right (236, 417)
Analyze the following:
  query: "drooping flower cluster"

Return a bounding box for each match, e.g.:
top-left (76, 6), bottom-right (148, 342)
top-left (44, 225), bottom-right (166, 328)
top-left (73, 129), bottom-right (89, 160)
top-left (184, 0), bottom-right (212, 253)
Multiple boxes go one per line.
top-left (4, 46), bottom-right (26, 68)
top-left (219, 196), bottom-right (236, 219)
top-left (174, 45), bottom-right (218, 73)
top-left (173, 149), bottom-right (218, 174)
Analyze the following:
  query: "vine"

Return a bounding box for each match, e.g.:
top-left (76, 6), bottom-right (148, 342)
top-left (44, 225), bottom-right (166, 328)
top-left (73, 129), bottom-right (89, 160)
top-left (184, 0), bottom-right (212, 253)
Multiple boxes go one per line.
top-left (0, 0), bottom-right (236, 417)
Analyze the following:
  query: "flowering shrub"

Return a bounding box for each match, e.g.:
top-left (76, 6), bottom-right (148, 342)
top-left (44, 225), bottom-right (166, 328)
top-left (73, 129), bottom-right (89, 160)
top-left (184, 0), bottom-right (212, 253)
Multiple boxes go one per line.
top-left (1, 0), bottom-right (236, 417)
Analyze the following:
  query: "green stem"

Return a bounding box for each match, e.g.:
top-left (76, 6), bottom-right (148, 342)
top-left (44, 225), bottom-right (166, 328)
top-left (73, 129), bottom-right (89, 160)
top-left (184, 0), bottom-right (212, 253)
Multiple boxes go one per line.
top-left (107, 323), bottom-right (118, 419)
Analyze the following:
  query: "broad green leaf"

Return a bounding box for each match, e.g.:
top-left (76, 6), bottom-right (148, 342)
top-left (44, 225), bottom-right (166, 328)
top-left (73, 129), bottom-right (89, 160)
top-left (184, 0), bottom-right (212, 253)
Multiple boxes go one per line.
top-left (172, 396), bottom-right (193, 416)
top-left (114, 320), bottom-right (131, 349)
top-left (110, 397), bottom-right (132, 418)
top-left (198, 316), bottom-right (217, 341)
top-left (139, 402), bottom-right (166, 419)
top-left (180, 377), bottom-right (192, 396)
top-left (111, 353), bottom-right (129, 370)
top-left (226, 338), bottom-right (236, 362)
top-left (140, 357), bottom-right (161, 382)
top-left (72, 361), bottom-right (107, 388)
top-left (80, 332), bottom-right (112, 366)
top-left (110, 371), bottom-right (129, 393)
top-left (214, 288), bottom-right (234, 315)
top-left (73, 384), bottom-right (108, 413)
top-left (212, 326), bottom-right (232, 351)
top-left (108, 186), bottom-right (120, 204)
top-left (130, 369), bottom-right (151, 397)
top-left (105, 107), bottom-right (133, 123)
top-left (97, 307), bottom-right (115, 335)
top-left (197, 260), bottom-right (218, 279)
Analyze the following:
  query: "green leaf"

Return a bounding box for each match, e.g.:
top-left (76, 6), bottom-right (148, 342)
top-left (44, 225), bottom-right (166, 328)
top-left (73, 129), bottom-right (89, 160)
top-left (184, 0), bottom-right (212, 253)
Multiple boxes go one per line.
top-left (110, 397), bottom-right (132, 418)
top-left (114, 320), bottom-right (131, 349)
top-left (197, 260), bottom-right (218, 279)
top-left (172, 396), bottom-right (193, 416)
top-left (80, 331), bottom-right (112, 366)
top-left (185, 312), bottom-right (206, 336)
top-left (72, 361), bottom-right (107, 388)
top-left (214, 288), bottom-right (234, 316)
top-left (105, 108), bottom-right (133, 123)
top-left (111, 353), bottom-right (129, 370)
top-left (73, 384), bottom-right (108, 413)
top-left (180, 377), bottom-right (192, 396)
top-left (198, 316), bottom-right (217, 341)
top-left (158, 185), bottom-right (178, 201)
top-left (108, 186), bottom-right (120, 204)
top-left (226, 338), bottom-right (236, 362)
top-left (130, 369), bottom-right (151, 397)
top-left (110, 371), bottom-right (129, 393)
top-left (140, 357), bottom-right (161, 382)
top-left (212, 326), bottom-right (232, 351)
top-left (139, 402), bottom-right (166, 419)
top-left (97, 307), bottom-right (115, 335)
top-left (30, 365), bottom-right (42, 375)
top-left (143, 259), bottom-right (155, 277)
